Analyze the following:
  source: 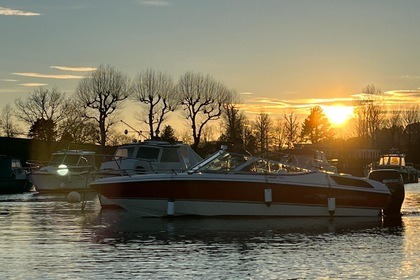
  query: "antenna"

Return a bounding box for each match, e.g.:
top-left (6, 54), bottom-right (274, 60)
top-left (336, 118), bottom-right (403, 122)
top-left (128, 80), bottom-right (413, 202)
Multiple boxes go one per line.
top-left (121, 120), bottom-right (144, 139)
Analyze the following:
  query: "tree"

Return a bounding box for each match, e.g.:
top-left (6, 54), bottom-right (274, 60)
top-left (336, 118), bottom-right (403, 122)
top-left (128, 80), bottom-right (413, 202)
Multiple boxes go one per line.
top-left (353, 84), bottom-right (385, 146)
top-left (28, 118), bottom-right (56, 144)
top-left (253, 112), bottom-right (272, 153)
top-left (0, 104), bottom-right (20, 137)
top-left (161, 125), bottom-right (177, 143)
top-left (301, 106), bottom-right (333, 144)
top-left (178, 71), bottom-right (231, 150)
top-left (386, 106), bottom-right (404, 148)
top-left (14, 86), bottom-right (69, 139)
top-left (132, 69), bottom-right (178, 139)
top-left (57, 99), bottom-right (98, 144)
top-left (75, 64), bottom-right (132, 151)
top-left (220, 91), bottom-right (246, 150)
top-left (272, 118), bottom-right (287, 151)
top-left (403, 104), bottom-right (420, 126)
top-left (284, 111), bottom-right (300, 148)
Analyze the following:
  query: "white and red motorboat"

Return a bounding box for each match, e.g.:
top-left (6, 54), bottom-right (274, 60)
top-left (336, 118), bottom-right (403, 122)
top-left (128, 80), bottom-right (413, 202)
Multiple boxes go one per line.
top-left (90, 147), bottom-right (394, 217)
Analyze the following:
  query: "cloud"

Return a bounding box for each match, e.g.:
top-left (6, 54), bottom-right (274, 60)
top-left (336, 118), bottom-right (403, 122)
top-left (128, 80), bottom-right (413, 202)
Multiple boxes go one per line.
top-left (20, 83), bottom-right (49, 87)
top-left (139, 1), bottom-right (171, 7)
top-left (400, 75), bottom-right (420, 80)
top-left (0, 6), bottom-right (40, 16)
top-left (50, 66), bottom-right (97, 72)
top-left (12, 72), bottom-right (83, 79)
top-left (1, 79), bottom-right (18, 82)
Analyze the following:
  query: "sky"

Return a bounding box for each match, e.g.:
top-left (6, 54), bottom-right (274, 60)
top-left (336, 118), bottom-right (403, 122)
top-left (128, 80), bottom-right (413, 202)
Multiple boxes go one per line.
top-left (1, 0), bottom-right (420, 136)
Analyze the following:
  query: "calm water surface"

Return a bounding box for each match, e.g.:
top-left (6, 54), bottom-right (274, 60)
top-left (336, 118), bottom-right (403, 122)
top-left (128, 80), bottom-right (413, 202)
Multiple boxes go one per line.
top-left (1, 183), bottom-right (419, 279)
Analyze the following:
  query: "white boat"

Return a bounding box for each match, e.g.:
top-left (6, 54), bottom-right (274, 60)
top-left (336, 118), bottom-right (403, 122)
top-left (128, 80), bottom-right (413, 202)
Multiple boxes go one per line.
top-left (95, 140), bottom-right (203, 207)
top-left (29, 150), bottom-right (97, 193)
top-left (90, 147), bottom-right (393, 217)
top-left (368, 152), bottom-right (418, 184)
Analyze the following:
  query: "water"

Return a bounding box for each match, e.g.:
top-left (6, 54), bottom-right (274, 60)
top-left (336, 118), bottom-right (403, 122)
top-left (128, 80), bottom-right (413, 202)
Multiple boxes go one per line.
top-left (1, 184), bottom-right (419, 279)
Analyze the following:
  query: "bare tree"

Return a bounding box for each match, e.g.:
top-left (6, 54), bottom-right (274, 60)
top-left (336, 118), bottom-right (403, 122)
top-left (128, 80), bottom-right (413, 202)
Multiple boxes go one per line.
top-left (353, 84), bottom-right (385, 146)
top-left (284, 111), bottom-right (300, 148)
top-left (403, 104), bottom-right (420, 126)
top-left (272, 118), bottom-right (286, 151)
top-left (75, 65), bottom-right (132, 151)
top-left (178, 71), bottom-right (231, 150)
top-left (0, 104), bottom-right (21, 137)
top-left (385, 106), bottom-right (404, 148)
top-left (14, 87), bottom-right (68, 131)
top-left (58, 99), bottom-right (98, 144)
top-left (132, 68), bottom-right (178, 139)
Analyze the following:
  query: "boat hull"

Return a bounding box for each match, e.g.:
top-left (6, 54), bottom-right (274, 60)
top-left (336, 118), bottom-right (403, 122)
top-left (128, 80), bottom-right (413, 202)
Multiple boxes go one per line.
top-left (111, 198), bottom-right (384, 217)
top-left (90, 172), bottom-right (391, 217)
top-left (0, 179), bottom-right (31, 194)
top-left (30, 172), bottom-right (94, 193)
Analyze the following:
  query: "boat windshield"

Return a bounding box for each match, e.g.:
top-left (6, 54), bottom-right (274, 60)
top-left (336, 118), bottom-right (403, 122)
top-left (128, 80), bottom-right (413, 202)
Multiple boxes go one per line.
top-left (49, 154), bottom-right (80, 166)
top-left (196, 152), bottom-right (288, 174)
top-left (198, 152), bottom-right (249, 172)
top-left (379, 155), bottom-right (405, 166)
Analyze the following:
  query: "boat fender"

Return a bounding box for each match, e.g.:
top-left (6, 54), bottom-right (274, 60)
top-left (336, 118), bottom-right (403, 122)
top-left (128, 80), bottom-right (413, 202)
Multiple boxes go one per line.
top-left (167, 199), bottom-right (175, 216)
top-left (264, 189), bottom-right (272, 207)
top-left (328, 197), bottom-right (336, 217)
top-left (67, 191), bottom-right (81, 203)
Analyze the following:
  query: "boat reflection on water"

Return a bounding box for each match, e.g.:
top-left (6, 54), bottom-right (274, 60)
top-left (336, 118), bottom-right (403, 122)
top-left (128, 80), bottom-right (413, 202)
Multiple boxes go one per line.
top-left (91, 209), bottom-right (404, 244)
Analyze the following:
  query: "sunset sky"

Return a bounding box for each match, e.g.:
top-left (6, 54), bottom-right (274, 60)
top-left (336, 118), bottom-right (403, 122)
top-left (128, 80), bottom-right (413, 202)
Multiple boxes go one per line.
top-left (1, 1), bottom-right (420, 135)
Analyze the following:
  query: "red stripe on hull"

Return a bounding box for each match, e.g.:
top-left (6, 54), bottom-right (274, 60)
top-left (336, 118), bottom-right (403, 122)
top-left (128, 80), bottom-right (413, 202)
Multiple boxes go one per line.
top-left (92, 179), bottom-right (390, 209)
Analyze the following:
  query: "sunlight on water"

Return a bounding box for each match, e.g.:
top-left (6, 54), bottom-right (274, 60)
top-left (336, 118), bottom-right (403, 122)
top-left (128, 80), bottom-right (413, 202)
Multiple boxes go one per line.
top-left (0, 184), bottom-right (419, 279)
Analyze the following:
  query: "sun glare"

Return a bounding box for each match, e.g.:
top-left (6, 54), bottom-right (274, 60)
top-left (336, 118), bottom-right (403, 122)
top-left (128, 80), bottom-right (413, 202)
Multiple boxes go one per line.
top-left (322, 105), bottom-right (354, 126)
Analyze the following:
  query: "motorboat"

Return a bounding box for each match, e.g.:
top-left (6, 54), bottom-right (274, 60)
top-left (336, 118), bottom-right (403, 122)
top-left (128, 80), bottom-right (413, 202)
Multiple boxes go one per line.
top-left (97, 140), bottom-right (202, 176)
top-left (367, 169), bottom-right (405, 217)
top-left (95, 140), bottom-right (203, 207)
top-left (0, 155), bottom-right (32, 194)
top-left (29, 150), bottom-right (97, 193)
top-left (90, 146), bottom-right (393, 217)
top-left (368, 152), bottom-right (418, 184)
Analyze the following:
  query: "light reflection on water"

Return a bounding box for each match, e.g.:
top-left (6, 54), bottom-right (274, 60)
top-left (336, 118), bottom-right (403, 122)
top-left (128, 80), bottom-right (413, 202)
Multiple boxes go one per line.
top-left (0, 183), bottom-right (419, 279)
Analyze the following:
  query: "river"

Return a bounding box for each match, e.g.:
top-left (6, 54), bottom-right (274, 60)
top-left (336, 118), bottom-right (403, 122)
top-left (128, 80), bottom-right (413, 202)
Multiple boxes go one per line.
top-left (1, 183), bottom-right (419, 279)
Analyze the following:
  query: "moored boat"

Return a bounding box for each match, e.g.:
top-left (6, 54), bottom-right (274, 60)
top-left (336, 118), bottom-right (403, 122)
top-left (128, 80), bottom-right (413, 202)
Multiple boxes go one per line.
top-left (0, 155), bottom-right (31, 194)
top-left (367, 169), bottom-right (405, 217)
top-left (95, 140), bottom-right (203, 207)
top-left (90, 147), bottom-right (392, 217)
top-left (29, 150), bottom-right (97, 193)
top-left (368, 152), bottom-right (418, 184)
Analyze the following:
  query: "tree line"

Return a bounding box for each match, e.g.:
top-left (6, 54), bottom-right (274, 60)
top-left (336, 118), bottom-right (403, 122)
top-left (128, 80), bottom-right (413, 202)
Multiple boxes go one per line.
top-left (0, 65), bottom-right (419, 158)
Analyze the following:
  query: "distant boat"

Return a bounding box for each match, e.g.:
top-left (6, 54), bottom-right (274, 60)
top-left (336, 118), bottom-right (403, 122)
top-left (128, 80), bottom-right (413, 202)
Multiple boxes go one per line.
top-left (29, 150), bottom-right (97, 193)
top-left (0, 155), bottom-right (32, 194)
top-left (91, 146), bottom-right (393, 217)
top-left (94, 140), bottom-right (203, 207)
top-left (368, 151), bottom-right (418, 184)
top-left (367, 169), bottom-right (405, 217)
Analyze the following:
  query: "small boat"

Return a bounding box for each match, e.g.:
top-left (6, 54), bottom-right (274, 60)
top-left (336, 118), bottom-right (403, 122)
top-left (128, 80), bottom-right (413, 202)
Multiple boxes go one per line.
top-left (367, 169), bottom-right (405, 217)
top-left (29, 150), bottom-right (97, 193)
top-left (97, 140), bottom-right (202, 176)
top-left (95, 140), bottom-right (203, 207)
top-left (369, 152), bottom-right (418, 184)
top-left (90, 146), bottom-right (393, 217)
top-left (0, 155), bottom-right (31, 194)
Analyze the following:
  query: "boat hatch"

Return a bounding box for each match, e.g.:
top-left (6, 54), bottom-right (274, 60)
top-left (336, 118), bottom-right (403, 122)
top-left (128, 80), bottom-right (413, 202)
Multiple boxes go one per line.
top-left (330, 175), bottom-right (374, 189)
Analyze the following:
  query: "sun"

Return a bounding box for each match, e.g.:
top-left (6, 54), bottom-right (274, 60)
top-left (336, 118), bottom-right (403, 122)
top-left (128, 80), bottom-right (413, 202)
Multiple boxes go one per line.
top-left (322, 105), bottom-right (354, 126)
